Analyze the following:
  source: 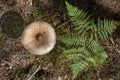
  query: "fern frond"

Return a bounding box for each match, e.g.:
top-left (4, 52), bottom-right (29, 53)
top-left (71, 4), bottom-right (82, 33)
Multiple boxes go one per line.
top-left (97, 18), bottom-right (113, 39)
top-left (71, 61), bottom-right (88, 79)
top-left (91, 18), bottom-right (113, 40)
top-left (58, 34), bottom-right (107, 79)
top-left (65, 1), bottom-right (91, 35)
top-left (66, 1), bottom-right (113, 40)
top-left (57, 1), bottom-right (113, 80)
top-left (86, 39), bottom-right (108, 58)
top-left (65, 1), bottom-right (79, 17)
top-left (64, 48), bottom-right (84, 54)
top-left (58, 34), bottom-right (86, 46)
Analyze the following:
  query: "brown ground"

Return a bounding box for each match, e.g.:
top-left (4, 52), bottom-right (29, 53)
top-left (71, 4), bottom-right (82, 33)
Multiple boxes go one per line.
top-left (0, 0), bottom-right (120, 80)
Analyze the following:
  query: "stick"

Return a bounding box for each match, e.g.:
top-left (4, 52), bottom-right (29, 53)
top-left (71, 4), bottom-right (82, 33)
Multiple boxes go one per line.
top-left (26, 65), bottom-right (41, 80)
top-left (0, 57), bottom-right (13, 66)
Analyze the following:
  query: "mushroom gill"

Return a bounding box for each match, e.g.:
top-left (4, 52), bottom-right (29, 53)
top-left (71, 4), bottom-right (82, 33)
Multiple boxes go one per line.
top-left (21, 21), bottom-right (56, 55)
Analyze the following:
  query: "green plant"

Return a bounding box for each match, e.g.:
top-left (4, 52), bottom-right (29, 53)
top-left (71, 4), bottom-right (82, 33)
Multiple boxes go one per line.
top-left (32, 10), bottom-right (43, 19)
top-left (28, 10), bottom-right (44, 20)
top-left (59, 34), bottom-right (107, 79)
top-left (58, 1), bottom-right (114, 79)
top-left (10, 70), bottom-right (27, 80)
top-left (66, 1), bottom-right (113, 40)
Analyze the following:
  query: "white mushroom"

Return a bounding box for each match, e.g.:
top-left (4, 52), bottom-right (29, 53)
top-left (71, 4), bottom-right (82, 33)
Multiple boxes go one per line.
top-left (21, 21), bottom-right (56, 55)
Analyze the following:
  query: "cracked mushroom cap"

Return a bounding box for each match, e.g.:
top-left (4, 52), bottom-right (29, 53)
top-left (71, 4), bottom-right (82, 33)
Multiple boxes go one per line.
top-left (21, 21), bottom-right (56, 55)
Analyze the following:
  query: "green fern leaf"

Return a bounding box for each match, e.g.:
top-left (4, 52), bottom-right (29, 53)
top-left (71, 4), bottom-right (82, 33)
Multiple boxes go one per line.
top-left (57, 1), bottom-right (113, 80)
top-left (65, 1), bottom-right (91, 35)
top-left (71, 60), bottom-right (88, 79)
top-left (59, 34), bottom-right (107, 79)
top-left (58, 34), bottom-right (86, 46)
top-left (97, 18), bottom-right (113, 39)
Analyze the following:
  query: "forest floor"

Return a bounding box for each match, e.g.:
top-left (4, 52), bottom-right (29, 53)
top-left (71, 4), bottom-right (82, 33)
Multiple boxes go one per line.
top-left (0, 0), bottom-right (120, 80)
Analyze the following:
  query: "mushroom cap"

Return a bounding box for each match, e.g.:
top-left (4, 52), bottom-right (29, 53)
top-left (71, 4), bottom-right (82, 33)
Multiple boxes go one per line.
top-left (21, 21), bottom-right (56, 55)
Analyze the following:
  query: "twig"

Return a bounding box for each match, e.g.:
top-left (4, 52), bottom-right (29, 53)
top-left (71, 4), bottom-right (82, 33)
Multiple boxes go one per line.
top-left (116, 48), bottom-right (120, 54)
top-left (56, 20), bottom-right (71, 29)
top-left (26, 65), bottom-right (41, 80)
top-left (0, 57), bottom-right (13, 66)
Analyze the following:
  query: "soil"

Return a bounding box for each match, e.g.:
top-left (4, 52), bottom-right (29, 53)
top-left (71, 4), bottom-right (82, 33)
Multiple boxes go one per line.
top-left (0, 0), bottom-right (120, 80)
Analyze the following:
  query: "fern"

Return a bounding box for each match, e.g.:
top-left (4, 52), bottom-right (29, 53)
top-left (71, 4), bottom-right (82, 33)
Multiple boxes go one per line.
top-left (58, 1), bottom-right (114, 79)
top-left (65, 1), bottom-right (113, 40)
top-left (97, 18), bottom-right (113, 39)
top-left (58, 34), bottom-right (107, 79)
top-left (58, 34), bottom-right (86, 46)
top-left (66, 1), bottom-right (91, 36)
top-left (90, 18), bottom-right (113, 40)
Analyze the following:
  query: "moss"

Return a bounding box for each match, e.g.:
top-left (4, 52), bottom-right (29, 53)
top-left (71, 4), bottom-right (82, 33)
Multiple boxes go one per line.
top-left (9, 70), bottom-right (27, 80)
top-left (81, 73), bottom-right (95, 80)
top-left (115, 70), bottom-right (120, 79)
top-left (48, 49), bottom-right (59, 64)
top-left (0, 11), bottom-right (24, 38)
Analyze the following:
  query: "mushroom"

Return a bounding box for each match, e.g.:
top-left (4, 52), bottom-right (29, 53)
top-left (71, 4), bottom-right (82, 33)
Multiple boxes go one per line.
top-left (21, 21), bottom-right (56, 55)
